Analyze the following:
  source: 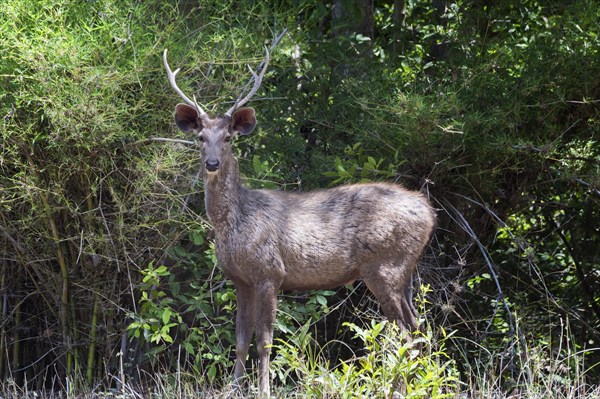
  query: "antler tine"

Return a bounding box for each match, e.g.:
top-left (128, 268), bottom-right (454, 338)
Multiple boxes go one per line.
top-left (163, 49), bottom-right (207, 116)
top-left (224, 47), bottom-right (270, 117)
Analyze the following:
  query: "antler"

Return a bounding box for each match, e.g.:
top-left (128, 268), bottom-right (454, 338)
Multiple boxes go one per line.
top-left (163, 49), bottom-right (208, 117)
top-left (224, 47), bottom-right (270, 118)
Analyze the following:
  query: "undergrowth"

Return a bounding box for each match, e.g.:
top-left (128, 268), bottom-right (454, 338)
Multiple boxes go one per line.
top-left (271, 319), bottom-right (458, 398)
top-left (1, 314), bottom-right (597, 398)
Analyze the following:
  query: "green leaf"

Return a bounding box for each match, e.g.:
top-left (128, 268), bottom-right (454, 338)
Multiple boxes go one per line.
top-left (162, 308), bottom-right (172, 325)
top-left (355, 33), bottom-right (371, 43)
top-left (183, 341), bottom-right (195, 355)
top-left (190, 230), bottom-right (204, 245)
top-left (316, 295), bottom-right (327, 307)
top-left (208, 364), bottom-right (217, 381)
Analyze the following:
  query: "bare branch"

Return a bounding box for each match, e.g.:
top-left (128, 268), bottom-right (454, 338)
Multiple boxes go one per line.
top-left (127, 137), bottom-right (198, 147)
top-left (149, 137), bottom-right (197, 146)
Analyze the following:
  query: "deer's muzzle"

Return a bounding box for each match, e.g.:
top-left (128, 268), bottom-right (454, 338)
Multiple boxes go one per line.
top-left (205, 159), bottom-right (220, 172)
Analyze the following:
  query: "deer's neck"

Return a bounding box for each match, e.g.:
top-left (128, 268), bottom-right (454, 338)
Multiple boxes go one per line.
top-left (203, 156), bottom-right (243, 230)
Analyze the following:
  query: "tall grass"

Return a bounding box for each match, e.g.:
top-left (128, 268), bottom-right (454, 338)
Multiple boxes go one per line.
top-left (2, 315), bottom-right (596, 398)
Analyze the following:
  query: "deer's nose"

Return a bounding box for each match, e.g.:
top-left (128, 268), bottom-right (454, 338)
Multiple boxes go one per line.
top-left (205, 160), bottom-right (220, 171)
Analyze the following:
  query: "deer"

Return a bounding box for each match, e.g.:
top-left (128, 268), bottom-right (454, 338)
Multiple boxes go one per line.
top-left (163, 45), bottom-right (436, 397)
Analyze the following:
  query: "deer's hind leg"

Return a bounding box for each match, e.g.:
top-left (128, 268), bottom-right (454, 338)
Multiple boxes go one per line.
top-left (360, 260), bottom-right (419, 333)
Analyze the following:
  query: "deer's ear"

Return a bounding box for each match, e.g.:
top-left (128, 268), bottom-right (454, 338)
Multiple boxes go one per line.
top-left (231, 107), bottom-right (256, 136)
top-left (174, 103), bottom-right (203, 132)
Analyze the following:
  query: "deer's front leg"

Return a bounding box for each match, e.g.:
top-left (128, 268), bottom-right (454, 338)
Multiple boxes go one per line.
top-left (233, 282), bottom-right (256, 387)
top-left (255, 280), bottom-right (280, 398)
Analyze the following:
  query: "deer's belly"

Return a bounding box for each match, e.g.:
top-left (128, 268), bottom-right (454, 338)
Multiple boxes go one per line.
top-left (281, 266), bottom-right (360, 290)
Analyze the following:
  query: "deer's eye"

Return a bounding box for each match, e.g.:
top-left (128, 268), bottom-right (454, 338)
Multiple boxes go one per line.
top-left (224, 135), bottom-right (231, 143)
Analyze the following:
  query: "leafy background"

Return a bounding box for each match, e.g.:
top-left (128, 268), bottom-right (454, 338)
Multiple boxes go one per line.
top-left (0, 0), bottom-right (598, 397)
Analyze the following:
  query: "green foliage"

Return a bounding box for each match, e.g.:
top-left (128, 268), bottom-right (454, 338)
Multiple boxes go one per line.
top-left (272, 318), bottom-right (458, 398)
top-left (0, 0), bottom-right (190, 389)
top-left (128, 263), bottom-right (182, 345)
top-left (276, 290), bottom-right (336, 335)
top-left (323, 143), bottom-right (399, 184)
top-left (126, 232), bottom-right (238, 384)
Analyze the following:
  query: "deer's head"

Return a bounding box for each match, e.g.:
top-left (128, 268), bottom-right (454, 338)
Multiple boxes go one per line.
top-left (164, 48), bottom-right (268, 174)
top-left (171, 104), bottom-right (256, 174)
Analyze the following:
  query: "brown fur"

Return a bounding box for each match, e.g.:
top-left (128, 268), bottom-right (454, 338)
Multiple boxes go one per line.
top-left (170, 102), bottom-right (436, 397)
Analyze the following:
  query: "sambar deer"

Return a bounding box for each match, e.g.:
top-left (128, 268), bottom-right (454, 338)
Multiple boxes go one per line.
top-left (163, 46), bottom-right (436, 397)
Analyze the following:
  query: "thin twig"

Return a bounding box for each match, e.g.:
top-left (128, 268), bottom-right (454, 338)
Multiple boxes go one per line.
top-left (443, 201), bottom-right (515, 336)
top-left (448, 192), bottom-right (599, 335)
top-left (553, 218), bottom-right (600, 321)
top-left (129, 137), bottom-right (198, 147)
